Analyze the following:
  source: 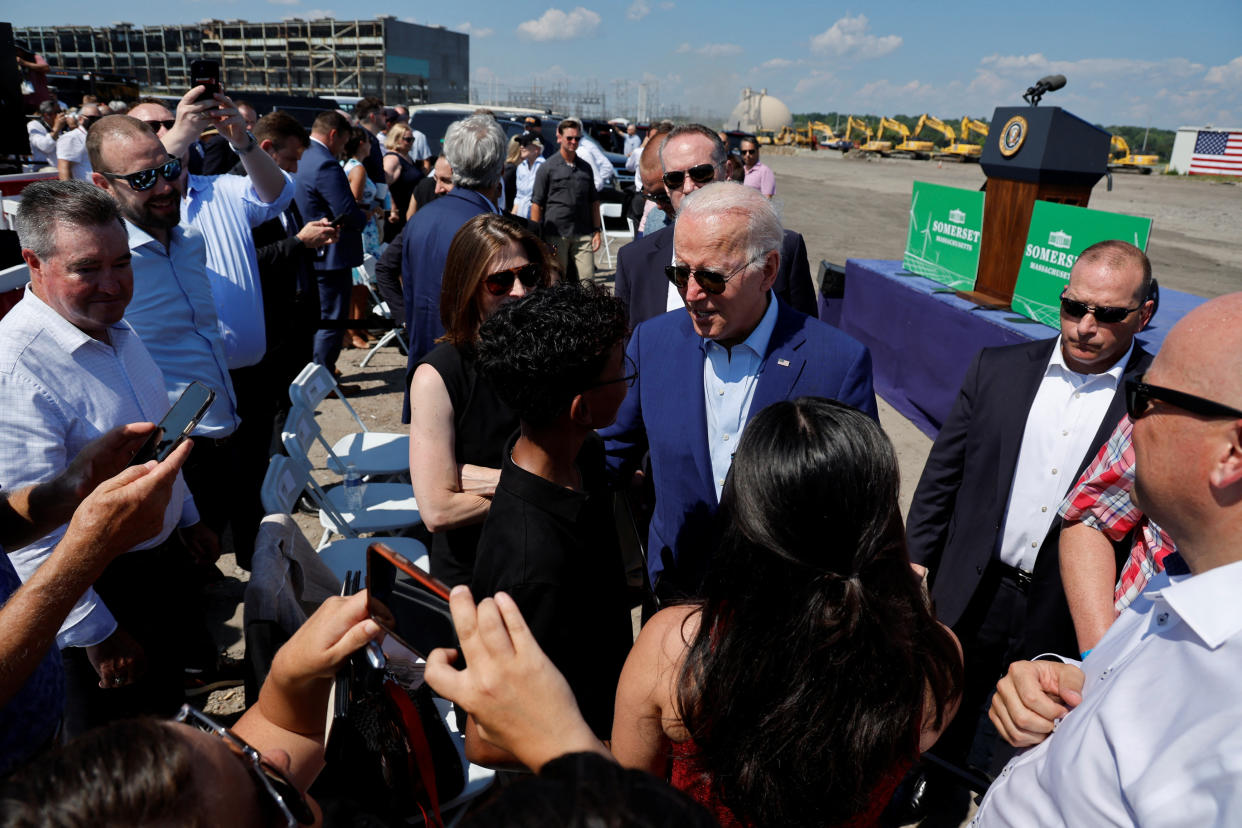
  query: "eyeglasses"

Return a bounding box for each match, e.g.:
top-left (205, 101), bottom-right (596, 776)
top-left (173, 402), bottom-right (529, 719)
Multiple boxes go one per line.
top-left (740, 148), bottom-right (758, 155)
top-left (662, 163), bottom-right (716, 190)
top-left (401, 135), bottom-right (414, 143)
top-left (584, 353), bottom-right (638, 390)
top-left (561, 134), bottom-right (582, 143)
top-left (665, 255), bottom-right (760, 296)
top-left (1059, 292), bottom-right (1144, 324)
top-left (483, 262), bottom-right (543, 296)
top-left (175, 705), bottom-right (315, 827)
top-left (1125, 378), bottom-right (1242, 421)
top-left (143, 119), bottom-right (177, 134)
top-left (641, 189), bottom-right (672, 206)
top-left (101, 155), bottom-right (182, 192)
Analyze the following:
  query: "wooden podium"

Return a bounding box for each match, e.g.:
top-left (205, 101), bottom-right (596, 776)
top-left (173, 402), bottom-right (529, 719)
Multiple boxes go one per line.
top-left (964, 106), bottom-right (1110, 308)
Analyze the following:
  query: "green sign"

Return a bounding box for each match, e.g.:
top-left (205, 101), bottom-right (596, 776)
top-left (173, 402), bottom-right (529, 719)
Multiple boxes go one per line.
top-left (1012, 201), bottom-right (1153, 328)
top-left (902, 181), bottom-right (985, 291)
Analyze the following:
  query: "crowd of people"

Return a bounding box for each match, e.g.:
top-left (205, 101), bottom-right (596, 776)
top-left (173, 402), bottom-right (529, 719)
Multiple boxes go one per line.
top-left (2, 75), bottom-right (1241, 828)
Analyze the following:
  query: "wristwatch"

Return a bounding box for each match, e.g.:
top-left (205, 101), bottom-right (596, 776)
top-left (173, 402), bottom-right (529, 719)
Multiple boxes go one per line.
top-left (236, 131), bottom-right (259, 155)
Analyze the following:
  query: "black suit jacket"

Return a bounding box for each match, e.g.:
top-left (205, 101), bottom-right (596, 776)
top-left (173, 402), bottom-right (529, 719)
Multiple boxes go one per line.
top-left (251, 202), bottom-right (317, 353)
top-left (613, 224), bottom-right (818, 326)
top-left (906, 338), bottom-right (1152, 657)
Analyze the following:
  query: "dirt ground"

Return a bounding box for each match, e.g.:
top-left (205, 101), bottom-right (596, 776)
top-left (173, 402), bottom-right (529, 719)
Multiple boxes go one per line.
top-left (208, 150), bottom-right (1240, 735)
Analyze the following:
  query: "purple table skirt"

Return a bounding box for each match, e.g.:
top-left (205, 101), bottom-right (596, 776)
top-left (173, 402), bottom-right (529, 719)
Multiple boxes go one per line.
top-left (820, 259), bottom-right (1202, 438)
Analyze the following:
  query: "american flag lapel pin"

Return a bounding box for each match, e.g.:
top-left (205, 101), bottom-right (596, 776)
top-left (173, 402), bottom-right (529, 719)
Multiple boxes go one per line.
top-left (777, 358), bottom-right (790, 367)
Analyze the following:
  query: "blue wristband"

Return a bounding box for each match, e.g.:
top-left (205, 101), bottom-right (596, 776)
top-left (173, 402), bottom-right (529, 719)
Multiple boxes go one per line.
top-left (1080, 648), bottom-right (1092, 659)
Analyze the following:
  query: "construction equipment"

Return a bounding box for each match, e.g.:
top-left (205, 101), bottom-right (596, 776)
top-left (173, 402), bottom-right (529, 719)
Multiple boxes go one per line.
top-left (857, 117), bottom-right (894, 155)
top-left (1108, 134), bottom-right (1160, 174)
top-left (806, 120), bottom-right (840, 147)
top-left (772, 125), bottom-right (798, 145)
top-left (833, 116), bottom-right (871, 151)
top-left (880, 117), bottom-right (934, 158)
top-left (915, 114), bottom-right (982, 161)
top-left (754, 129), bottom-right (777, 145)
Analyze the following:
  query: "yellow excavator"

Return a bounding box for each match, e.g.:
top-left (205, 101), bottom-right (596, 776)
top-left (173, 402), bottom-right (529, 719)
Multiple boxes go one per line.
top-left (858, 117), bottom-right (895, 155)
top-left (839, 116), bottom-right (873, 151)
top-left (1108, 134), bottom-right (1160, 174)
top-left (806, 120), bottom-right (840, 148)
top-left (880, 116), bottom-right (934, 158)
top-left (914, 114), bottom-right (982, 161)
top-left (960, 117), bottom-right (990, 145)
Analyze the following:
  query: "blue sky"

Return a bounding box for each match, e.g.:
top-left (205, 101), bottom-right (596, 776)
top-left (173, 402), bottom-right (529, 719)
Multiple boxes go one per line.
top-left (9, 1), bottom-right (1240, 128)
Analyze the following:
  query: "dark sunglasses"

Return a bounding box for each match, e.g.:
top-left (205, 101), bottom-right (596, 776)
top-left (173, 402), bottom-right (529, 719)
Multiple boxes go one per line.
top-left (175, 705), bottom-right (315, 827)
top-left (561, 134), bottom-right (582, 143)
top-left (143, 118), bottom-right (177, 133)
top-left (641, 189), bottom-right (672, 206)
top-left (665, 256), bottom-right (758, 295)
top-left (1059, 292), bottom-right (1143, 324)
top-left (584, 353), bottom-right (638, 390)
top-left (101, 155), bottom-right (182, 192)
top-left (1125, 378), bottom-right (1242, 422)
top-left (662, 163), bottom-right (716, 190)
top-left (740, 148), bottom-right (759, 155)
top-left (483, 262), bottom-right (543, 296)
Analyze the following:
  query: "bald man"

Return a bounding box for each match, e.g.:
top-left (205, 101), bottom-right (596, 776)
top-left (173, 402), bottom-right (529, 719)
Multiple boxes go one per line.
top-left (978, 292), bottom-right (1242, 826)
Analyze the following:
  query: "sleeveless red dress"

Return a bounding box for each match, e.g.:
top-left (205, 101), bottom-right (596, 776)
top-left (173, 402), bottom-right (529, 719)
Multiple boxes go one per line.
top-left (670, 739), bottom-right (913, 827)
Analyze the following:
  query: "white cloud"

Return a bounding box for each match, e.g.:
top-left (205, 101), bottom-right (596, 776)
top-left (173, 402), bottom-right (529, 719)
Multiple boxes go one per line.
top-left (627, 0), bottom-right (650, 20)
top-left (810, 15), bottom-right (901, 59)
top-left (761, 57), bottom-right (794, 69)
top-left (675, 42), bottom-right (743, 58)
top-left (517, 7), bottom-right (601, 41)
top-left (457, 22), bottom-right (495, 37)
top-left (1206, 55), bottom-right (1242, 85)
top-left (302, 8), bottom-right (334, 17)
top-left (793, 69), bottom-right (836, 95)
top-left (268, 0), bottom-right (300, 6)
top-left (659, 1), bottom-right (674, 7)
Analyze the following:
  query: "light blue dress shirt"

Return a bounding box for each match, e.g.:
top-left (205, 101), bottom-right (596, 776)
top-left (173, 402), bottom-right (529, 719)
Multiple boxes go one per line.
top-left (701, 293), bottom-right (779, 501)
top-left (183, 171), bottom-right (294, 369)
top-left (0, 289), bottom-right (197, 648)
top-left (124, 220), bottom-right (240, 436)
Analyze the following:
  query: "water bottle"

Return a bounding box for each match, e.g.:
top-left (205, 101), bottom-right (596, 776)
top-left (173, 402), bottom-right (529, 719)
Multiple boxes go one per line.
top-left (343, 463), bottom-right (364, 514)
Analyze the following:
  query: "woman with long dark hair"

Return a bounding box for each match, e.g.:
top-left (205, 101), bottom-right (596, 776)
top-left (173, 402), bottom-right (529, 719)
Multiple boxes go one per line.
top-left (429, 397), bottom-right (962, 827)
top-left (408, 214), bottom-right (556, 587)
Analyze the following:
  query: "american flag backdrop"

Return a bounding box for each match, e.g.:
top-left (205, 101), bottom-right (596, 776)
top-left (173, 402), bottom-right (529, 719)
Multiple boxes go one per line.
top-left (1189, 130), bottom-right (1242, 176)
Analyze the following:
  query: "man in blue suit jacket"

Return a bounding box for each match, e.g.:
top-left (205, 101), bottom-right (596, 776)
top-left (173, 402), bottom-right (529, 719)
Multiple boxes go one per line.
top-left (401, 113), bottom-right (508, 422)
top-left (294, 111), bottom-right (365, 376)
top-left (601, 182), bottom-right (876, 593)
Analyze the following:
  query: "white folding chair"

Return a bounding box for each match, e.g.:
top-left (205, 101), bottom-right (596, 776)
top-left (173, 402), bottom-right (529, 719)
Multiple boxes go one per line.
top-left (289, 362), bottom-right (409, 476)
top-left (598, 202), bottom-right (635, 270)
top-left (354, 254), bottom-right (407, 368)
top-left (260, 454), bottom-right (427, 579)
top-left (280, 415), bottom-right (422, 550)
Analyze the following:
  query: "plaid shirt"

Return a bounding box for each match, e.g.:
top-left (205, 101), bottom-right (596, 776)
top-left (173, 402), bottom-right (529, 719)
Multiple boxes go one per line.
top-left (1057, 415), bottom-right (1176, 612)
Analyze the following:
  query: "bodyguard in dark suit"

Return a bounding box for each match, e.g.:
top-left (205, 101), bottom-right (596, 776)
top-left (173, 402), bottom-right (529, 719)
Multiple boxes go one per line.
top-left (613, 123), bottom-right (816, 326)
top-left (294, 111), bottom-right (365, 376)
top-left (614, 223), bottom-right (817, 326)
top-left (401, 114), bottom-right (508, 422)
top-left (601, 183), bottom-right (876, 594)
top-left (905, 241), bottom-right (1155, 808)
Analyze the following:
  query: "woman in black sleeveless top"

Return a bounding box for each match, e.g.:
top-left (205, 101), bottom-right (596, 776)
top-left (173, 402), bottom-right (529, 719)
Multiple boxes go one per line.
top-left (382, 122), bottom-right (423, 244)
top-left (408, 214), bottom-right (556, 586)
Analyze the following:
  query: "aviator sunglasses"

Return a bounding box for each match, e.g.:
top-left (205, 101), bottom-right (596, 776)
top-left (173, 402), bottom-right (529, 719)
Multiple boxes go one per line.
top-left (101, 155), bottom-right (183, 192)
top-left (175, 705), bottom-right (315, 827)
top-left (662, 163), bottom-right (716, 190)
top-left (484, 262), bottom-right (543, 296)
top-left (1125, 378), bottom-right (1242, 422)
top-left (1059, 291), bottom-right (1144, 324)
top-left (665, 256), bottom-right (759, 295)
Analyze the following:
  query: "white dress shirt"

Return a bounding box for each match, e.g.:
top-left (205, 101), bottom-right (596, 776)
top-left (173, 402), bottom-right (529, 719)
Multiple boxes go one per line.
top-left (973, 559), bottom-right (1242, 826)
top-left (55, 126), bottom-right (91, 180)
top-left (123, 220), bottom-right (240, 436)
top-left (183, 170), bottom-right (295, 369)
top-left (575, 137), bottom-right (615, 191)
top-left (410, 129), bottom-right (431, 162)
top-left (997, 337), bottom-right (1132, 572)
top-left (513, 156), bottom-right (544, 219)
top-left (27, 119), bottom-right (57, 166)
top-left (701, 293), bottom-right (778, 500)
top-left (0, 289), bottom-right (197, 648)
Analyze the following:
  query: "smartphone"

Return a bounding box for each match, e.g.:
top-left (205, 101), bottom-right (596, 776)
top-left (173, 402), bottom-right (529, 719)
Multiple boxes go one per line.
top-left (366, 542), bottom-right (458, 660)
top-left (329, 212), bottom-right (348, 229)
top-left (129, 381), bottom-right (215, 466)
top-left (189, 59), bottom-right (221, 106)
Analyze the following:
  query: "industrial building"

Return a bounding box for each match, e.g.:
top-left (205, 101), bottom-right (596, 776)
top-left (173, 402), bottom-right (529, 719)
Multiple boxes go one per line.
top-left (13, 16), bottom-right (468, 104)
